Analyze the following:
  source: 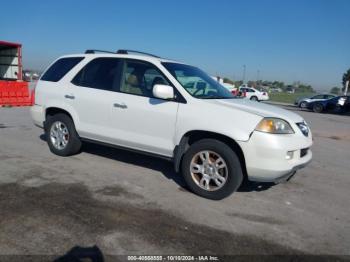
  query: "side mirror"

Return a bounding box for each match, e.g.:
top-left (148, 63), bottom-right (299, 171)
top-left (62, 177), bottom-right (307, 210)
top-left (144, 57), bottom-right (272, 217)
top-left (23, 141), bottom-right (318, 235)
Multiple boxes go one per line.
top-left (152, 84), bottom-right (174, 100)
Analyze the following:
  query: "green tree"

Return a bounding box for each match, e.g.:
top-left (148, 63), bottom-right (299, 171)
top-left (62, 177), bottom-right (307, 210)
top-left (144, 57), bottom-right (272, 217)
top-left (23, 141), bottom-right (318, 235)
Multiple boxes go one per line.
top-left (223, 77), bottom-right (234, 85)
top-left (272, 81), bottom-right (285, 89)
top-left (247, 80), bottom-right (257, 87)
top-left (342, 68), bottom-right (350, 92)
top-left (330, 87), bottom-right (340, 95)
top-left (330, 86), bottom-right (340, 95)
top-left (297, 84), bottom-right (314, 93)
top-left (262, 80), bottom-right (272, 87)
top-left (234, 80), bottom-right (243, 88)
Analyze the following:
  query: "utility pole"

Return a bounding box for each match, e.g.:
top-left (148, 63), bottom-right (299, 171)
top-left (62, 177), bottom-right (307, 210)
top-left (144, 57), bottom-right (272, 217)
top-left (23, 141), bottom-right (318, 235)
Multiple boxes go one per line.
top-left (345, 80), bottom-right (349, 95)
top-left (242, 65), bottom-right (246, 83)
top-left (257, 70), bottom-right (260, 82)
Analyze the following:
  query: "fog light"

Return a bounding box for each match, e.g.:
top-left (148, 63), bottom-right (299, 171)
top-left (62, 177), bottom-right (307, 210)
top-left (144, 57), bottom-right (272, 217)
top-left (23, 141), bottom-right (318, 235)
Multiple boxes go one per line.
top-left (286, 151), bottom-right (294, 160)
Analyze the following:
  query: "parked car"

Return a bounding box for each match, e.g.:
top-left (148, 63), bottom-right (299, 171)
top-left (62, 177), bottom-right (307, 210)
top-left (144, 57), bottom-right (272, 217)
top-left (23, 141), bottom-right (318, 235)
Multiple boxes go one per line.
top-left (239, 87), bottom-right (269, 101)
top-left (286, 87), bottom-right (295, 94)
top-left (295, 94), bottom-right (336, 108)
top-left (31, 49), bottom-right (312, 200)
top-left (306, 96), bottom-right (350, 113)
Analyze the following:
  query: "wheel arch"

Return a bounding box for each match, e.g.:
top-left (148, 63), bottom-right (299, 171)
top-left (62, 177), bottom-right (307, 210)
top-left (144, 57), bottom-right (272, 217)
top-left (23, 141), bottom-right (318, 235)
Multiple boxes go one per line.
top-left (299, 100), bottom-right (307, 107)
top-left (45, 107), bottom-right (78, 130)
top-left (174, 130), bottom-right (247, 179)
top-left (46, 107), bottom-right (73, 119)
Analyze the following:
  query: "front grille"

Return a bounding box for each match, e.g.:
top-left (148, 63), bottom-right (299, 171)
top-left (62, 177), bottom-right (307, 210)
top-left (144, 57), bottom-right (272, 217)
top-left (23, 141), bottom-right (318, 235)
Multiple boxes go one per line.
top-left (300, 148), bottom-right (308, 158)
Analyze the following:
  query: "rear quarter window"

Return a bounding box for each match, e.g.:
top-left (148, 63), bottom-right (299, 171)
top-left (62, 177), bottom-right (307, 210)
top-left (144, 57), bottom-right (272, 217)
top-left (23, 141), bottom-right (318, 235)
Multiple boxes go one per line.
top-left (41, 57), bottom-right (84, 82)
top-left (71, 58), bottom-right (121, 91)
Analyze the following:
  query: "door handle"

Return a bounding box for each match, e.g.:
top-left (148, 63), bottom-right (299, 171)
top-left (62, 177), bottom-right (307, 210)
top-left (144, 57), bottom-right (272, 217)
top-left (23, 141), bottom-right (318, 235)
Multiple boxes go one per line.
top-left (64, 94), bottom-right (75, 99)
top-left (113, 103), bottom-right (127, 109)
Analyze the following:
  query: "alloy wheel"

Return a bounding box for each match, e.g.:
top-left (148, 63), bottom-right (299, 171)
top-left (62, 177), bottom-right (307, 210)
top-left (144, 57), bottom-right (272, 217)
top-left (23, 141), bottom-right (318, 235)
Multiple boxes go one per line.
top-left (190, 150), bottom-right (228, 191)
top-left (50, 121), bottom-right (69, 150)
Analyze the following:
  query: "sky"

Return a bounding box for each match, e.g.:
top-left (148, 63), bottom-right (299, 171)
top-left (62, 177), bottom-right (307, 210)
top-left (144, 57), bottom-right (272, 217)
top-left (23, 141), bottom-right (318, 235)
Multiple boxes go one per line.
top-left (1, 0), bottom-right (349, 91)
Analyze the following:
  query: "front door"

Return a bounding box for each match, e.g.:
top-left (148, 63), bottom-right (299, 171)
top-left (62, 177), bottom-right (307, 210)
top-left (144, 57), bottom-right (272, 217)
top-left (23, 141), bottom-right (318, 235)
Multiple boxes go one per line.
top-left (109, 59), bottom-right (179, 157)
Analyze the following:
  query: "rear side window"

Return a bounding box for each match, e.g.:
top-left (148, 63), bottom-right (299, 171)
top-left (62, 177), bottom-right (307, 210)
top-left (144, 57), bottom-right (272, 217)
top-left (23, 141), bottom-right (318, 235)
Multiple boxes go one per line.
top-left (41, 57), bottom-right (84, 82)
top-left (72, 58), bottom-right (121, 91)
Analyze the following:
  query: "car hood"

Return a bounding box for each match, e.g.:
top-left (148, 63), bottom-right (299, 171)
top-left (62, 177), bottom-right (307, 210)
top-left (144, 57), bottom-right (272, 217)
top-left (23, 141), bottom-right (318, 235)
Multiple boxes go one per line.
top-left (205, 98), bottom-right (304, 123)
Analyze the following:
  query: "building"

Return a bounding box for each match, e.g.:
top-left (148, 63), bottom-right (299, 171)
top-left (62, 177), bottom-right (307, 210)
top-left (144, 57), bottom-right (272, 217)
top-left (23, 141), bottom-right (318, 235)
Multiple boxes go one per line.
top-left (0, 40), bottom-right (23, 81)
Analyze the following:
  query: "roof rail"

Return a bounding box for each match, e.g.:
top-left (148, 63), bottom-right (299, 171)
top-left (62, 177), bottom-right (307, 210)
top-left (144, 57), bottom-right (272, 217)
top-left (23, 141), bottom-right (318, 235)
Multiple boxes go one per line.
top-left (116, 49), bottom-right (160, 58)
top-left (85, 49), bottom-right (115, 54)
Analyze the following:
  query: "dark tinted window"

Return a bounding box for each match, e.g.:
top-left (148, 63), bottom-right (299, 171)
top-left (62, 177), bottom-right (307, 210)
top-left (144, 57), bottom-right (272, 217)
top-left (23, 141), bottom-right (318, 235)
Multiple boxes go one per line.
top-left (120, 60), bottom-right (170, 97)
top-left (72, 58), bottom-right (121, 91)
top-left (41, 57), bottom-right (84, 82)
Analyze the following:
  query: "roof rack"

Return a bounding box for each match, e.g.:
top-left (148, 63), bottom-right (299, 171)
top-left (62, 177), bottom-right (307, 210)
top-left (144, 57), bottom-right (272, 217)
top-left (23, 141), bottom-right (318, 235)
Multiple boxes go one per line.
top-left (116, 49), bottom-right (160, 58)
top-left (85, 49), bottom-right (161, 58)
top-left (85, 49), bottom-right (115, 54)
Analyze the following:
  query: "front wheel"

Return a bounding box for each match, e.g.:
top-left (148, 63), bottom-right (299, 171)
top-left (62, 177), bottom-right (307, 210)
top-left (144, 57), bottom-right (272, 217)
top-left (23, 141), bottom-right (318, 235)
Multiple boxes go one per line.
top-left (300, 101), bottom-right (307, 108)
top-left (181, 139), bottom-right (243, 200)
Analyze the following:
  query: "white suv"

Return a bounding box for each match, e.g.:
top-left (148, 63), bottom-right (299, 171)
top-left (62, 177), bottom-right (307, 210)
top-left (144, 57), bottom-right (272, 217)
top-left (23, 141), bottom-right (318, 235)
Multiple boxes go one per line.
top-left (31, 50), bottom-right (312, 200)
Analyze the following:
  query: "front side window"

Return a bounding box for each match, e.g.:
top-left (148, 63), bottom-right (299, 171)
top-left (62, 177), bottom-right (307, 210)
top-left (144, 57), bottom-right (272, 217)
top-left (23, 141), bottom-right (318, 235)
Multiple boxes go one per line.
top-left (312, 95), bottom-right (324, 99)
top-left (120, 60), bottom-right (170, 97)
top-left (72, 58), bottom-right (121, 91)
top-left (162, 62), bottom-right (233, 99)
top-left (41, 57), bottom-right (84, 82)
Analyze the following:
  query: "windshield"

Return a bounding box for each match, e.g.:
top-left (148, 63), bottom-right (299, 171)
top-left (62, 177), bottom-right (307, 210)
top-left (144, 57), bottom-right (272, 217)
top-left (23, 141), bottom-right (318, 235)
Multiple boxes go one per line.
top-left (162, 62), bottom-right (234, 99)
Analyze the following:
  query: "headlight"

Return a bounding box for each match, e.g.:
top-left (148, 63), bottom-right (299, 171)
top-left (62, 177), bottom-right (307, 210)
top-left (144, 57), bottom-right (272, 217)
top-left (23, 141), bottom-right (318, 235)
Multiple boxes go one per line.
top-left (255, 118), bottom-right (294, 134)
top-left (296, 121), bottom-right (309, 137)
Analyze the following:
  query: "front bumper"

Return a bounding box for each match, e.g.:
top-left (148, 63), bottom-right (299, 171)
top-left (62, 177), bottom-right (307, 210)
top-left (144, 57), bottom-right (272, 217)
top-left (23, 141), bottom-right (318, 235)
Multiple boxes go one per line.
top-left (267, 158), bottom-right (312, 183)
top-left (237, 130), bottom-right (313, 183)
top-left (30, 104), bottom-right (45, 128)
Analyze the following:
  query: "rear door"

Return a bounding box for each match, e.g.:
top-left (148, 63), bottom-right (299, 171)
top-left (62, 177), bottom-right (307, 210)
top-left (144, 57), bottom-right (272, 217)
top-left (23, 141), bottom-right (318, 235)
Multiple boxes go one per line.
top-left (67, 57), bottom-right (123, 141)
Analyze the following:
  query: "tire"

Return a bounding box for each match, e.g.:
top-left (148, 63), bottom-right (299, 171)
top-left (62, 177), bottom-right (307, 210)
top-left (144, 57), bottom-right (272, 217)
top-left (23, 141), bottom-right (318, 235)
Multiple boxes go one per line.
top-left (300, 101), bottom-right (307, 108)
top-left (250, 96), bottom-right (258, 101)
top-left (45, 113), bottom-right (82, 156)
top-left (181, 139), bottom-right (243, 200)
top-left (335, 105), bottom-right (343, 114)
top-left (313, 103), bottom-right (323, 113)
